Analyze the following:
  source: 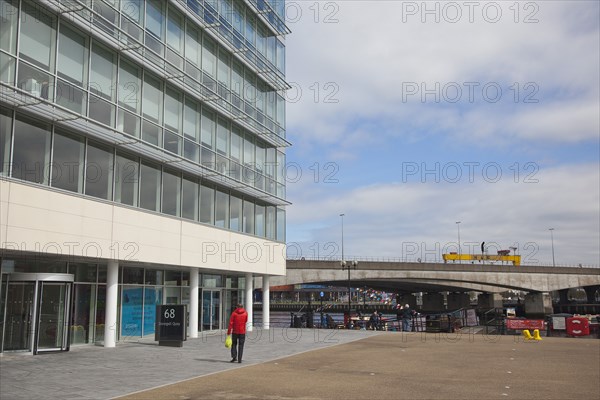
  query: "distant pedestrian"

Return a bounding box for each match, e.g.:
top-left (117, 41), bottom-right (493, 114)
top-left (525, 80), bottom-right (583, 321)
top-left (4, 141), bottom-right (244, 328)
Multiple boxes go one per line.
top-left (396, 305), bottom-right (404, 331)
top-left (369, 310), bottom-right (380, 330)
top-left (227, 303), bottom-right (248, 363)
top-left (402, 304), bottom-right (413, 332)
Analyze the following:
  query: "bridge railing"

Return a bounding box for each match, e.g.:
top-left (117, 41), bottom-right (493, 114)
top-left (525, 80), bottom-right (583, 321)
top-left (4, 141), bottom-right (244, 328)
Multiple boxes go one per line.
top-left (286, 255), bottom-right (599, 269)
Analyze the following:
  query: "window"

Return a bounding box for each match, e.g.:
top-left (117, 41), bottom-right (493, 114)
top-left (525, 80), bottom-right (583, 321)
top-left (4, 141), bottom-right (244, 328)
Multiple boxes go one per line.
top-left (183, 99), bottom-right (200, 141)
top-left (215, 189), bottom-right (229, 228)
top-left (0, 0), bottom-right (18, 55)
top-left (266, 206), bottom-right (275, 240)
top-left (243, 200), bottom-right (255, 234)
top-left (12, 115), bottom-right (51, 184)
top-left (165, 87), bottom-right (182, 133)
top-left (199, 184), bottom-right (215, 224)
top-left (89, 95), bottom-right (115, 127)
top-left (255, 204), bottom-right (265, 237)
top-left (182, 176), bottom-right (199, 221)
top-left (119, 61), bottom-right (141, 113)
top-left (0, 108), bottom-right (12, 175)
top-left (56, 79), bottom-right (87, 115)
top-left (166, 7), bottom-right (183, 52)
top-left (163, 130), bottom-right (181, 155)
top-left (57, 24), bottom-right (87, 85)
top-left (185, 26), bottom-right (201, 67)
top-left (17, 62), bottom-right (54, 101)
top-left (229, 194), bottom-right (242, 231)
top-left (139, 162), bottom-right (161, 212)
top-left (51, 131), bottom-right (84, 193)
top-left (146, 0), bottom-right (164, 40)
top-left (121, 0), bottom-right (144, 24)
top-left (89, 44), bottom-right (116, 101)
top-left (276, 207), bottom-right (286, 241)
top-left (142, 120), bottom-right (162, 147)
top-left (162, 169), bottom-right (181, 216)
top-left (142, 73), bottom-right (163, 123)
top-left (202, 37), bottom-right (217, 78)
top-left (19, 2), bottom-right (56, 70)
top-left (201, 109), bottom-right (215, 149)
top-left (114, 153), bottom-right (139, 206)
top-left (217, 51), bottom-right (230, 88)
top-left (85, 142), bottom-right (114, 200)
top-left (216, 118), bottom-right (229, 173)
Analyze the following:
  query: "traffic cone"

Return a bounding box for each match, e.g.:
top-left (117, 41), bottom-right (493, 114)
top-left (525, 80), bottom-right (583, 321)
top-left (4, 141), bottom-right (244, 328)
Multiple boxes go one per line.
top-left (522, 329), bottom-right (533, 340)
top-left (532, 329), bottom-right (542, 341)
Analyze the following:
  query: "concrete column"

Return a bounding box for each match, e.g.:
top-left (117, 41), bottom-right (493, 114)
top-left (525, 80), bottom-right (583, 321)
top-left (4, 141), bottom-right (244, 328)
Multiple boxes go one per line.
top-left (262, 275), bottom-right (270, 330)
top-left (188, 268), bottom-right (199, 338)
top-left (524, 292), bottom-right (553, 316)
top-left (557, 289), bottom-right (570, 304)
top-left (421, 293), bottom-right (445, 312)
top-left (584, 286), bottom-right (600, 303)
top-left (104, 260), bottom-right (119, 348)
top-left (245, 273), bottom-right (253, 332)
top-left (477, 293), bottom-right (503, 309)
top-left (447, 293), bottom-right (471, 310)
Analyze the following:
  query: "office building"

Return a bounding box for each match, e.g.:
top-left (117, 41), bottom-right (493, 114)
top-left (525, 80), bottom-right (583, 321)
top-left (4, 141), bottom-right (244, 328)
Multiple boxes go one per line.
top-left (0, 0), bottom-right (289, 354)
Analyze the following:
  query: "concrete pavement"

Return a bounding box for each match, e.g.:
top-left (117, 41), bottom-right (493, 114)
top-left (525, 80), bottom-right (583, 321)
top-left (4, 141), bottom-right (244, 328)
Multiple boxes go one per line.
top-left (1, 328), bottom-right (599, 400)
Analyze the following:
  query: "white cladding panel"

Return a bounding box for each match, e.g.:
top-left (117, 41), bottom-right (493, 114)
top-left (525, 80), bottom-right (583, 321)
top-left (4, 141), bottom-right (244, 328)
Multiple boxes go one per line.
top-left (0, 180), bottom-right (285, 275)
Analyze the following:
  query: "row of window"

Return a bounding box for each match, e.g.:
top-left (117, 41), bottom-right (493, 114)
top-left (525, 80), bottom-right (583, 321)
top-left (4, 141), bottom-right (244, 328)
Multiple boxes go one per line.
top-left (0, 110), bottom-right (286, 241)
top-left (0, 0), bottom-right (286, 141)
top-left (0, 2), bottom-right (287, 197)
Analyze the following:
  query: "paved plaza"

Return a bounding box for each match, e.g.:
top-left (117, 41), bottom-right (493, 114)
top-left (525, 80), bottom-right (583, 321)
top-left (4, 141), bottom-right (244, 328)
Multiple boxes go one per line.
top-left (1, 328), bottom-right (599, 400)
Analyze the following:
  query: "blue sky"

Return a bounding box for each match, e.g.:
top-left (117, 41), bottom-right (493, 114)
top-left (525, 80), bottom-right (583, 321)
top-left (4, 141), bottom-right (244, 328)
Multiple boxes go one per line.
top-left (282, 1), bottom-right (599, 266)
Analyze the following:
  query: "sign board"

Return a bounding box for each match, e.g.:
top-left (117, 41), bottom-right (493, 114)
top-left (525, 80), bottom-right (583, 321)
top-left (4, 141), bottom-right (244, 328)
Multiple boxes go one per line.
top-left (155, 305), bottom-right (186, 346)
top-left (551, 316), bottom-right (566, 330)
top-left (506, 319), bottom-right (544, 330)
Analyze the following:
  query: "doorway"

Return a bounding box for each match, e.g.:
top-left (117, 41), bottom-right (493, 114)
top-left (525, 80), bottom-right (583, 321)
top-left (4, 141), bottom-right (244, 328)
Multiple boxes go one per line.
top-left (0, 273), bottom-right (73, 354)
top-left (201, 289), bottom-right (221, 331)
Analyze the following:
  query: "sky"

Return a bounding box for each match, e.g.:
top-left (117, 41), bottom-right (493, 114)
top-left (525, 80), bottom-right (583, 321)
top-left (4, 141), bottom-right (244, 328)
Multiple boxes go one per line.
top-left (282, 0), bottom-right (600, 267)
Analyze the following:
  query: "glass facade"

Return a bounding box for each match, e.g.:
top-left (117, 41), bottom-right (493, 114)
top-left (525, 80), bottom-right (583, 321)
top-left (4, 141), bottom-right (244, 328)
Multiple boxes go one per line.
top-left (0, 0), bottom-right (289, 350)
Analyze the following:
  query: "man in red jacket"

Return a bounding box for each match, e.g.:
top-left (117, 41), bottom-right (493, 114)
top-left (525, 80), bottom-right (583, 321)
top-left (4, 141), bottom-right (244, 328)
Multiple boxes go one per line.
top-left (227, 303), bottom-right (248, 363)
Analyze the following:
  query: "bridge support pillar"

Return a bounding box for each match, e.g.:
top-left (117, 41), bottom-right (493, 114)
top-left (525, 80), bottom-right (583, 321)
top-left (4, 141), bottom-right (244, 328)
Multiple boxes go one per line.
top-left (477, 293), bottom-right (502, 309)
top-left (584, 286), bottom-right (600, 303)
top-left (421, 293), bottom-right (445, 312)
top-left (524, 292), bottom-right (553, 316)
top-left (557, 289), bottom-right (570, 304)
top-left (447, 293), bottom-right (470, 310)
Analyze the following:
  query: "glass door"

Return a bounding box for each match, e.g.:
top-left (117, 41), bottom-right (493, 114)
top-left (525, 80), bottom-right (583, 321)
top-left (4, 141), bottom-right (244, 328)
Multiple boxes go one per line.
top-left (36, 282), bottom-right (71, 353)
top-left (0, 273), bottom-right (73, 354)
top-left (201, 290), bottom-right (221, 330)
top-left (2, 282), bottom-right (36, 351)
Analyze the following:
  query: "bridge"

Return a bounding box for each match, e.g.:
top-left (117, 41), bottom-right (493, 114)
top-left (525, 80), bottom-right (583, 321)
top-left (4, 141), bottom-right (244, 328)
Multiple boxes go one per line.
top-left (267, 259), bottom-right (600, 315)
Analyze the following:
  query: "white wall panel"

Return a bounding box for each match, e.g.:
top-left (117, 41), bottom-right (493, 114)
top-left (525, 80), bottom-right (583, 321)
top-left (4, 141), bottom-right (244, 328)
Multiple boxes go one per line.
top-left (0, 180), bottom-right (285, 275)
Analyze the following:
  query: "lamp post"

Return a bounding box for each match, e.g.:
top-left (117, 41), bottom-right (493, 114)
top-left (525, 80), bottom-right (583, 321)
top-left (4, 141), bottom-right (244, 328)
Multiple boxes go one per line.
top-left (549, 228), bottom-right (556, 267)
top-left (456, 221), bottom-right (462, 264)
top-left (340, 213), bottom-right (358, 326)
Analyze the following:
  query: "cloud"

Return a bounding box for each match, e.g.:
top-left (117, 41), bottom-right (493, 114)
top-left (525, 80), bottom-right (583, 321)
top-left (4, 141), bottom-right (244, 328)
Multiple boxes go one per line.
top-left (285, 1), bottom-right (600, 147)
top-left (286, 163), bottom-right (600, 266)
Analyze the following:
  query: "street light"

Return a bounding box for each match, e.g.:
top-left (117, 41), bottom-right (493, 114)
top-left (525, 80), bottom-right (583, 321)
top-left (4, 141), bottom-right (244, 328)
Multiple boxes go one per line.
top-left (549, 228), bottom-right (556, 267)
top-left (456, 221), bottom-right (462, 264)
top-left (340, 213), bottom-right (358, 325)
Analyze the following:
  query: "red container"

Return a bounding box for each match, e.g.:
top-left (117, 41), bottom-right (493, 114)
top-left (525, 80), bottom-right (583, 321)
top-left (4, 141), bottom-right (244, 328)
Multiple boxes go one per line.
top-left (566, 317), bottom-right (590, 337)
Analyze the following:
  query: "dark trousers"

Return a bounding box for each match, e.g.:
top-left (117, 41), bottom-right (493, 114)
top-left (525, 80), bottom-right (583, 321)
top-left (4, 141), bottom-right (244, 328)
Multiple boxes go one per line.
top-left (231, 333), bottom-right (246, 361)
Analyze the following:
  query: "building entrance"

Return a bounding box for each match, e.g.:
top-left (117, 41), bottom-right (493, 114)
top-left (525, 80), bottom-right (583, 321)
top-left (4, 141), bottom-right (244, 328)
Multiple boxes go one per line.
top-left (201, 289), bottom-right (221, 331)
top-left (0, 273), bottom-right (73, 354)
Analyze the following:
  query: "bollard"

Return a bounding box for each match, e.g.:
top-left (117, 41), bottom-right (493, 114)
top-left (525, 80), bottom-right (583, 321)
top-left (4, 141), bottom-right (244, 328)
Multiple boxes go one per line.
top-left (523, 329), bottom-right (533, 340)
top-left (532, 329), bottom-right (542, 341)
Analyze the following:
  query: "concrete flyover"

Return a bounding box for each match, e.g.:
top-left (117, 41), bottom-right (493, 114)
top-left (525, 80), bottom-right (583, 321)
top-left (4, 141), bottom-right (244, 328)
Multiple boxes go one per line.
top-left (271, 259), bottom-right (600, 294)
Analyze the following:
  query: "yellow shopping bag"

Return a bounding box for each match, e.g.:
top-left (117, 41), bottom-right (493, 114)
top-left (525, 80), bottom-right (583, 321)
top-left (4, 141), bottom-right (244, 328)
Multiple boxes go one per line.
top-left (225, 335), bottom-right (232, 349)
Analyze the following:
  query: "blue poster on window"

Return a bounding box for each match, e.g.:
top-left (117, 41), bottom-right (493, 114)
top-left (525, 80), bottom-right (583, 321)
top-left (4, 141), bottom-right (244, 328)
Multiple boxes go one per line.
top-left (121, 287), bottom-right (143, 337)
top-left (143, 288), bottom-right (162, 336)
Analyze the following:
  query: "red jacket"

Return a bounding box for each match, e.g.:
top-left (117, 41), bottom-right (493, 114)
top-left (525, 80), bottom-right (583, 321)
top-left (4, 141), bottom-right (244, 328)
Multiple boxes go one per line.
top-left (227, 307), bottom-right (248, 335)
